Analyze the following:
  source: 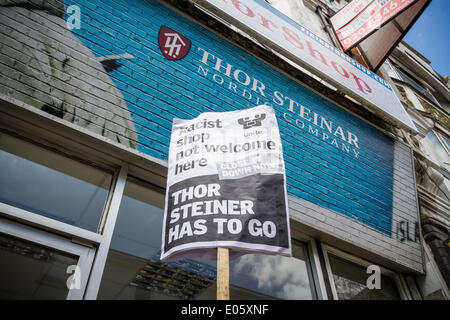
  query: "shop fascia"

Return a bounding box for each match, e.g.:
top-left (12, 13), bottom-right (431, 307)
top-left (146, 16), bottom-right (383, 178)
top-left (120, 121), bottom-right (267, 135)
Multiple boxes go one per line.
top-left (196, 47), bottom-right (361, 158)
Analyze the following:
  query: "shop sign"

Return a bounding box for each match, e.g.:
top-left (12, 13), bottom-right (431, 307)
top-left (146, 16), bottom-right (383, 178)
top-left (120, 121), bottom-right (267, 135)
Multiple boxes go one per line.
top-left (199, 0), bottom-right (417, 132)
top-left (330, 0), bottom-right (419, 51)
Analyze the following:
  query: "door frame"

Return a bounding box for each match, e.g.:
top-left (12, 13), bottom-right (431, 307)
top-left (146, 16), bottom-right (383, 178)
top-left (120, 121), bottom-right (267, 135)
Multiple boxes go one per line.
top-left (0, 217), bottom-right (95, 299)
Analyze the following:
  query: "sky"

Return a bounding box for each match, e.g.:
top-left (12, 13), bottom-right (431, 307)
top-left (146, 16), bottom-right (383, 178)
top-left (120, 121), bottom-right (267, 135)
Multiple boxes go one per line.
top-left (403, 0), bottom-right (450, 77)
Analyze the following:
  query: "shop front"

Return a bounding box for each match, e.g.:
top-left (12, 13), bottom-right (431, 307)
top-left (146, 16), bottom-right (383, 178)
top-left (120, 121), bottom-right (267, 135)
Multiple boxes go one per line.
top-left (0, 0), bottom-right (423, 299)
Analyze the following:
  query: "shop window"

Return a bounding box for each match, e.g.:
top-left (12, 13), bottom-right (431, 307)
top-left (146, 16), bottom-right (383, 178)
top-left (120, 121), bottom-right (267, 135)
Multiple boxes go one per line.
top-left (97, 177), bottom-right (217, 300)
top-left (0, 132), bottom-right (113, 232)
top-left (0, 217), bottom-right (95, 300)
top-left (98, 177), bottom-right (317, 300)
top-left (327, 254), bottom-right (401, 300)
top-left (229, 240), bottom-right (316, 299)
top-left (0, 232), bottom-right (77, 299)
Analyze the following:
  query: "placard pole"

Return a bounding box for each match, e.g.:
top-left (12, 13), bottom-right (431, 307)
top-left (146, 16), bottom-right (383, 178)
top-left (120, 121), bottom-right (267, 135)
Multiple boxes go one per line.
top-left (217, 247), bottom-right (230, 300)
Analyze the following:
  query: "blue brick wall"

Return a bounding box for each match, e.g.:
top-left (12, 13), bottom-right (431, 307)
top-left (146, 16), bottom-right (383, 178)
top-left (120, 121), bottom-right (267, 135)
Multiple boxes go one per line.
top-left (65, 0), bottom-right (394, 235)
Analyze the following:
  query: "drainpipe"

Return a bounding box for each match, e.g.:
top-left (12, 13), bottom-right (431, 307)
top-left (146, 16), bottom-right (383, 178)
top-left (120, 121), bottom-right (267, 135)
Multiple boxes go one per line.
top-left (316, 5), bottom-right (371, 69)
top-left (316, 5), bottom-right (343, 51)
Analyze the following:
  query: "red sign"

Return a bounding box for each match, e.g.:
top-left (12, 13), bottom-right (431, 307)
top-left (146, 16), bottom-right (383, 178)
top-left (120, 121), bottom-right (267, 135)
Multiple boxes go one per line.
top-left (331, 0), bottom-right (418, 51)
top-left (158, 26), bottom-right (191, 60)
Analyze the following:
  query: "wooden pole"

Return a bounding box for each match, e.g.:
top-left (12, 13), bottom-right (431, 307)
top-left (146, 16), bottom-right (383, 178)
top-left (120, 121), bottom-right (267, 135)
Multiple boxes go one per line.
top-left (216, 247), bottom-right (230, 300)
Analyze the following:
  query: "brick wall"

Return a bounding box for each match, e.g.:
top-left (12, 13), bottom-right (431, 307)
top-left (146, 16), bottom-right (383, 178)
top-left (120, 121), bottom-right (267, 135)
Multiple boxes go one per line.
top-left (289, 141), bottom-right (422, 272)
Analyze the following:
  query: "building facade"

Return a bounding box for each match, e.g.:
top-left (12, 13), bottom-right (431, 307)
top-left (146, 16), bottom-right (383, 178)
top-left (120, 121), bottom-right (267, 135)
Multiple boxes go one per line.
top-left (384, 41), bottom-right (450, 299)
top-left (0, 0), bottom-right (447, 299)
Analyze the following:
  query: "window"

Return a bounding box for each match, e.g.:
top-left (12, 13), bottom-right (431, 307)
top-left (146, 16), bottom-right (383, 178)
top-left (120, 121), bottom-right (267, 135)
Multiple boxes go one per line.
top-left (229, 240), bottom-right (316, 299)
top-left (265, 0), bottom-right (302, 18)
top-left (264, 0), bottom-right (330, 41)
top-left (98, 177), bottom-right (317, 300)
top-left (0, 217), bottom-right (95, 300)
top-left (423, 130), bottom-right (450, 171)
top-left (385, 60), bottom-right (440, 105)
top-left (0, 232), bottom-right (78, 299)
top-left (0, 126), bottom-right (320, 300)
top-left (323, 246), bottom-right (402, 300)
top-left (326, 0), bottom-right (350, 12)
top-left (97, 177), bottom-right (217, 300)
top-left (382, 60), bottom-right (401, 80)
top-left (442, 135), bottom-right (450, 151)
top-left (0, 132), bottom-right (113, 232)
top-left (327, 254), bottom-right (400, 300)
top-left (395, 69), bottom-right (438, 104)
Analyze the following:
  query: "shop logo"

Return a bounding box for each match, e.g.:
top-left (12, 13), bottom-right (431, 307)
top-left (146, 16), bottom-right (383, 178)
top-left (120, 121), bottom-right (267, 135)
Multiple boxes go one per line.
top-left (238, 114), bottom-right (266, 129)
top-left (158, 26), bottom-right (191, 60)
